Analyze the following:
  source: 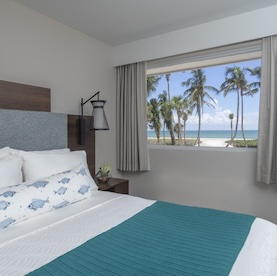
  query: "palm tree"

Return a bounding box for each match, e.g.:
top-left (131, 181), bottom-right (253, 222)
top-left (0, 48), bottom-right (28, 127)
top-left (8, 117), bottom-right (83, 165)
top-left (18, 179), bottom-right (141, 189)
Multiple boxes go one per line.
top-left (241, 83), bottom-right (259, 146)
top-left (229, 113), bottom-right (234, 146)
top-left (147, 101), bottom-right (152, 141)
top-left (164, 74), bottom-right (176, 145)
top-left (171, 95), bottom-right (184, 145)
top-left (174, 123), bottom-right (183, 138)
top-left (181, 99), bottom-right (191, 146)
top-left (147, 98), bottom-right (161, 143)
top-left (220, 66), bottom-right (257, 146)
top-left (158, 91), bottom-right (175, 144)
top-left (220, 67), bottom-right (241, 145)
top-left (165, 101), bottom-right (176, 145)
top-left (244, 67), bottom-right (260, 138)
top-left (158, 91), bottom-right (168, 143)
top-left (246, 66), bottom-right (261, 88)
top-left (165, 74), bottom-right (171, 100)
top-left (147, 75), bottom-right (161, 97)
top-left (182, 69), bottom-right (217, 146)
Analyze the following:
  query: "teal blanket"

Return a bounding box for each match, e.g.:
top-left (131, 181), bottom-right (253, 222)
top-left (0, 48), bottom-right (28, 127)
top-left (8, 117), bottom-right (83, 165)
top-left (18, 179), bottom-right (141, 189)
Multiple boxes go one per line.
top-left (28, 201), bottom-right (255, 276)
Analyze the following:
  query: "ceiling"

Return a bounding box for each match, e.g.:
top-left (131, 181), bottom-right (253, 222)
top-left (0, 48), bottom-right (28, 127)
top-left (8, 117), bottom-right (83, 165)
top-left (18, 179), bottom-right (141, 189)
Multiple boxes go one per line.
top-left (15, 0), bottom-right (277, 46)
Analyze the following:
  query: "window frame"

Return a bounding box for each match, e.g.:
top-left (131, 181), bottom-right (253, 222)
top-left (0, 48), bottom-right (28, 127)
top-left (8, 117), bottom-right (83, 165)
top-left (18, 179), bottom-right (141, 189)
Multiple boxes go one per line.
top-left (146, 41), bottom-right (262, 150)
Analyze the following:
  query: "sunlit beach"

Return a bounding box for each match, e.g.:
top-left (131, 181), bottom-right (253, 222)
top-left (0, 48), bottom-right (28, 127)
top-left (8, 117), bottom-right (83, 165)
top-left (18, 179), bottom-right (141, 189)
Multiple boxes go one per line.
top-left (147, 137), bottom-right (257, 147)
top-left (148, 137), bottom-right (229, 147)
top-left (147, 128), bottom-right (258, 147)
top-left (200, 138), bottom-right (229, 147)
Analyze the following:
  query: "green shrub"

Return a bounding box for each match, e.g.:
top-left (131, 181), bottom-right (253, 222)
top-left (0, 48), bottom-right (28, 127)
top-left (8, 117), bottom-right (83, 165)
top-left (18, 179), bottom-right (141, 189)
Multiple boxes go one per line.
top-left (232, 139), bottom-right (258, 148)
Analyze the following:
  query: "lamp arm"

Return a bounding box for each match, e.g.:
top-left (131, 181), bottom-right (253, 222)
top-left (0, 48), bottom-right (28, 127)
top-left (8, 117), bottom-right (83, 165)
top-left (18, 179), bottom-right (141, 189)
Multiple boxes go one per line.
top-left (81, 91), bottom-right (100, 117)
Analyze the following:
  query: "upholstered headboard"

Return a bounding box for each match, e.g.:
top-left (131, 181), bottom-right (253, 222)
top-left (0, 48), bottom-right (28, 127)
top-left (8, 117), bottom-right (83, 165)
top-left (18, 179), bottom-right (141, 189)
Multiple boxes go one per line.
top-left (0, 109), bottom-right (67, 151)
top-left (0, 80), bottom-right (95, 174)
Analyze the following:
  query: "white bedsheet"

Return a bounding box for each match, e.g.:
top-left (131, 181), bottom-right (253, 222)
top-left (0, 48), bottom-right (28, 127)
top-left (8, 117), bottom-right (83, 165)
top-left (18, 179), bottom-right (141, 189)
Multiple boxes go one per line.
top-left (0, 191), bottom-right (276, 276)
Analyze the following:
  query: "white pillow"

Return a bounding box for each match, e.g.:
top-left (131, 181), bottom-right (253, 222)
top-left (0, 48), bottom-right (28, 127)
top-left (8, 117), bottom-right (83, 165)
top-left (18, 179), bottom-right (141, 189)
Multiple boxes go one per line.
top-left (10, 147), bottom-right (70, 156)
top-left (0, 147), bottom-right (11, 159)
top-left (0, 155), bottom-right (23, 189)
top-left (0, 164), bottom-right (92, 230)
top-left (22, 150), bottom-right (98, 190)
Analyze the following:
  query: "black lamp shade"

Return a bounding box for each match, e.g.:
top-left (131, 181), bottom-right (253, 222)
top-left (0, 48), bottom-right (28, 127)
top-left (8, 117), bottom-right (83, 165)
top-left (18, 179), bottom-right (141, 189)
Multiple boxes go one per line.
top-left (90, 100), bottom-right (109, 130)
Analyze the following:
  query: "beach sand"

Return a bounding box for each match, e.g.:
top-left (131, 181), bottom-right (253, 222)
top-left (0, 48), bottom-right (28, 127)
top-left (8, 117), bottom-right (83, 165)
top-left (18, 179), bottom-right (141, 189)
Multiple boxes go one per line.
top-left (200, 138), bottom-right (229, 147)
top-left (148, 137), bottom-right (231, 147)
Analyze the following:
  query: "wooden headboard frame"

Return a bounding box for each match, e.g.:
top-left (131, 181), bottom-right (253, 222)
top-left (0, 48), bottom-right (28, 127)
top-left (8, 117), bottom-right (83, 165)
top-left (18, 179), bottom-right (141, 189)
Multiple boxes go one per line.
top-left (0, 80), bottom-right (95, 174)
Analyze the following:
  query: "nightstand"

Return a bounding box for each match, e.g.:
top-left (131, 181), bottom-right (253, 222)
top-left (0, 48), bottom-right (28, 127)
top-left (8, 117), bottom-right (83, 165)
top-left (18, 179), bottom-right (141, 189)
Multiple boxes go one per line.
top-left (97, 178), bottom-right (129, 194)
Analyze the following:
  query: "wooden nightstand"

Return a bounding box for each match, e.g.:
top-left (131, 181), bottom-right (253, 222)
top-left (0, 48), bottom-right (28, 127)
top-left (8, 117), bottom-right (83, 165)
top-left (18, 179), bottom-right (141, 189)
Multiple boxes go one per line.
top-left (97, 178), bottom-right (129, 194)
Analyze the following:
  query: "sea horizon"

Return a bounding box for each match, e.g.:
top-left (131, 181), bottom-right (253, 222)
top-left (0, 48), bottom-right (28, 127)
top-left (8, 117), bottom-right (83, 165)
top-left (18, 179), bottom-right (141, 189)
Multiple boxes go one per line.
top-left (147, 130), bottom-right (258, 139)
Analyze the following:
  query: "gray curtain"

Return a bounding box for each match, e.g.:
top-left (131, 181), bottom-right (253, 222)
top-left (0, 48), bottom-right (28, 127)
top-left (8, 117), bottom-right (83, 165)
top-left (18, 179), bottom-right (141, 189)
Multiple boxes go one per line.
top-left (116, 62), bottom-right (150, 171)
top-left (257, 36), bottom-right (277, 185)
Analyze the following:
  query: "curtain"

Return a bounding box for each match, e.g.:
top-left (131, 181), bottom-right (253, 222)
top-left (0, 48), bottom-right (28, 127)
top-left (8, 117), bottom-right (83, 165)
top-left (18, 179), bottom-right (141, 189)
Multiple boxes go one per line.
top-left (257, 36), bottom-right (277, 185)
top-left (116, 62), bottom-right (150, 172)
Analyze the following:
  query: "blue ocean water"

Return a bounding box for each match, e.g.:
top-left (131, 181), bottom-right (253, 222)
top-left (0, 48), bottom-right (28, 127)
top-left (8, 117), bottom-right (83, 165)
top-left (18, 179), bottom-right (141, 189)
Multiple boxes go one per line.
top-left (148, 130), bottom-right (258, 139)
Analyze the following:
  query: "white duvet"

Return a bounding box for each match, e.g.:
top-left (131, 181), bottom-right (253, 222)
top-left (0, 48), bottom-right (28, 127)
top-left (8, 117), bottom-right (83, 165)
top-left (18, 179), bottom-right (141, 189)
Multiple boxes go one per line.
top-left (0, 191), bottom-right (276, 276)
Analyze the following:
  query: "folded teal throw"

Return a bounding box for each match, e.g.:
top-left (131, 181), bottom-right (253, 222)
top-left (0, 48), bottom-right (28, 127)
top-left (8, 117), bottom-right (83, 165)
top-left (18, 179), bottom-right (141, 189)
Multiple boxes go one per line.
top-left (28, 201), bottom-right (255, 276)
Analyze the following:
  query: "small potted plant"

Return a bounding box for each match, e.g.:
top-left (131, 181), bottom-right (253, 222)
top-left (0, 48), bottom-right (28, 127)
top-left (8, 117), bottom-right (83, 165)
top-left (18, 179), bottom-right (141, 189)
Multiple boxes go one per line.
top-left (96, 162), bottom-right (112, 182)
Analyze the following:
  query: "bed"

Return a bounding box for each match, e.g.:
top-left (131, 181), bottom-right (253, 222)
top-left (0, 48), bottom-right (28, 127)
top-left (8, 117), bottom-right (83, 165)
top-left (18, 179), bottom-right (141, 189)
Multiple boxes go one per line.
top-left (0, 80), bottom-right (277, 276)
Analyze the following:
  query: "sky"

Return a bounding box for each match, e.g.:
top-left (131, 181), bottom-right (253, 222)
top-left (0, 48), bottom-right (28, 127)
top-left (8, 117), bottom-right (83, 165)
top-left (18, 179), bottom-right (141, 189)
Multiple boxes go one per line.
top-left (148, 59), bottom-right (261, 131)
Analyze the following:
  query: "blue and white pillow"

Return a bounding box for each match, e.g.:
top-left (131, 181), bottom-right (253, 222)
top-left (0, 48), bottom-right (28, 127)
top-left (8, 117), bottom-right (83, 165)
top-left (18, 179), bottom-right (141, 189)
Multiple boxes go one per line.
top-left (0, 163), bottom-right (92, 230)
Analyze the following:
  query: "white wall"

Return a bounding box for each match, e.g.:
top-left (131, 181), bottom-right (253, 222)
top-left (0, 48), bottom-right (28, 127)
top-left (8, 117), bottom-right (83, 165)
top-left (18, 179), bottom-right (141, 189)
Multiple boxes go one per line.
top-left (122, 147), bottom-right (277, 224)
top-left (113, 5), bottom-right (277, 66)
top-left (0, 0), bottom-right (118, 175)
top-left (114, 6), bottom-right (277, 224)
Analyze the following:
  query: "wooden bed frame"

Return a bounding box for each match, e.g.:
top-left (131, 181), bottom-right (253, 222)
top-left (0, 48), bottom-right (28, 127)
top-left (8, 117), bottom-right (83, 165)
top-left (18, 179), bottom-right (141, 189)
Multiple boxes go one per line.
top-left (0, 80), bottom-right (95, 174)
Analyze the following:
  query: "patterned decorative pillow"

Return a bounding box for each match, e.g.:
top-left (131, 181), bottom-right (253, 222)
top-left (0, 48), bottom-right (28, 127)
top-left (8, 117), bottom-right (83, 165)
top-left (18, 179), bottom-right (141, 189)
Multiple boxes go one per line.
top-left (0, 163), bottom-right (92, 230)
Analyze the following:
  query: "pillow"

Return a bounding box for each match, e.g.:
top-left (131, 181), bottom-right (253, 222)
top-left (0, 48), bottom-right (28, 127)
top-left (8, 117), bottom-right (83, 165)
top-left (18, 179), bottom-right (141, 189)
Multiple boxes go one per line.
top-left (0, 155), bottom-right (23, 189)
top-left (22, 150), bottom-right (98, 190)
top-left (10, 147), bottom-right (70, 156)
top-left (0, 163), bottom-right (92, 230)
top-left (0, 147), bottom-right (11, 159)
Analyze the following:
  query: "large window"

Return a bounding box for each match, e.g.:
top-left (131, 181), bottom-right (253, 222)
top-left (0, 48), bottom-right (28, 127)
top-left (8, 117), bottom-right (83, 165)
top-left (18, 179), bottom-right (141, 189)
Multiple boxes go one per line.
top-left (147, 48), bottom-right (261, 148)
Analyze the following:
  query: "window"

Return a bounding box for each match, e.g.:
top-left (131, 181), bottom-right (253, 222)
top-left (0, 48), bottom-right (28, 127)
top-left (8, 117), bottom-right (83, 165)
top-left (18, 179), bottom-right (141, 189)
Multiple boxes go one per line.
top-left (146, 41), bottom-right (261, 148)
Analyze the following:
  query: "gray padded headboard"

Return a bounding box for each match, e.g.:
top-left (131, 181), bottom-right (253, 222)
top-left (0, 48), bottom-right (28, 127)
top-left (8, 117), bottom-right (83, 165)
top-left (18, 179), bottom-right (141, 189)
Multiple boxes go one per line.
top-left (0, 109), bottom-right (67, 151)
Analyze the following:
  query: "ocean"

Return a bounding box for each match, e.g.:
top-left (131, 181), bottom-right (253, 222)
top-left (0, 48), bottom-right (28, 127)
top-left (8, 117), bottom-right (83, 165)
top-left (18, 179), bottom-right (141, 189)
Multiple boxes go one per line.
top-left (148, 130), bottom-right (258, 139)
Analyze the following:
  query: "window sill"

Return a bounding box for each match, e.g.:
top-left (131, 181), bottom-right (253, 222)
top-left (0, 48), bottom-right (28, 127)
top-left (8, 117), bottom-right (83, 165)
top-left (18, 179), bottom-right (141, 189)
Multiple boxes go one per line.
top-left (148, 144), bottom-right (257, 153)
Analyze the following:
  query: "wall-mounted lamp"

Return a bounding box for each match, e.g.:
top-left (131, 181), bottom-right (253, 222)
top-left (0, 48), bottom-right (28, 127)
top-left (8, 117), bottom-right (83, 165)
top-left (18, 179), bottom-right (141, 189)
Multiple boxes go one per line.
top-left (79, 91), bottom-right (109, 145)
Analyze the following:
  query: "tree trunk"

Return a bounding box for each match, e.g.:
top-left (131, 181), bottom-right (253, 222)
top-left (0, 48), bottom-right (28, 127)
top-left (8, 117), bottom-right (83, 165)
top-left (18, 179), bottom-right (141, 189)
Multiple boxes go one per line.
top-left (197, 113), bottom-right (201, 146)
top-left (169, 115), bottom-right (176, 145)
top-left (230, 119), bottom-right (233, 145)
top-left (156, 129), bottom-right (160, 144)
top-left (166, 74), bottom-right (171, 100)
top-left (195, 102), bottom-right (201, 147)
top-left (183, 121), bottom-right (186, 146)
top-left (233, 89), bottom-right (240, 139)
top-left (163, 123), bottom-right (165, 143)
top-left (165, 74), bottom-right (175, 145)
top-left (241, 92), bottom-right (247, 147)
top-left (226, 89), bottom-right (240, 147)
top-left (178, 114), bottom-right (182, 145)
